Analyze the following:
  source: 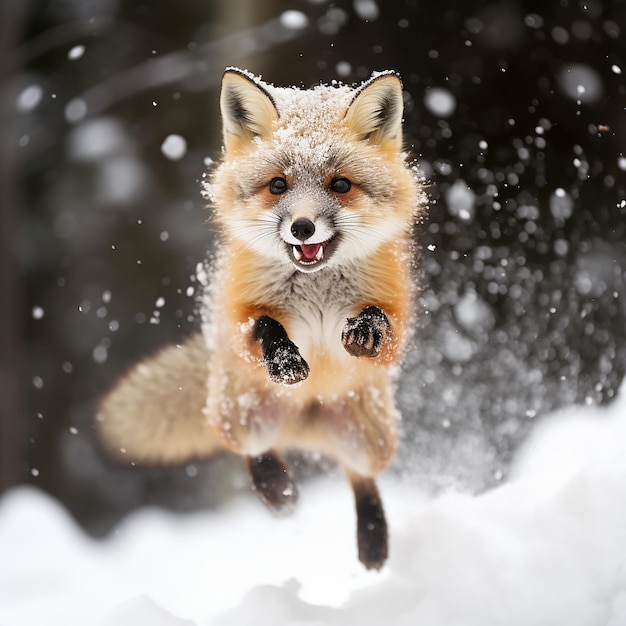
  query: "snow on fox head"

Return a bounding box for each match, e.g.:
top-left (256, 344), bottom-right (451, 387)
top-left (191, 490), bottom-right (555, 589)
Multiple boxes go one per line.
top-left (207, 67), bottom-right (421, 273)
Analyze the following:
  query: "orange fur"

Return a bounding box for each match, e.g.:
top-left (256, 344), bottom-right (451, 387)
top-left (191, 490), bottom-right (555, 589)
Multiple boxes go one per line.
top-left (96, 68), bottom-right (426, 570)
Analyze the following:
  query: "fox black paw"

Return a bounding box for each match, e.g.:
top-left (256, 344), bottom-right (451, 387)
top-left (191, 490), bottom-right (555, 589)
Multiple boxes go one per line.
top-left (353, 477), bottom-right (388, 570)
top-left (254, 316), bottom-right (310, 385)
top-left (246, 451), bottom-right (299, 514)
top-left (266, 342), bottom-right (310, 385)
top-left (342, 306), bottom-right (391, 358)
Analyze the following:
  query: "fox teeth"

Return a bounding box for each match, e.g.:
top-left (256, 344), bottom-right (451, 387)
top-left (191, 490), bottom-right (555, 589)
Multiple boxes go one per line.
top-left (292, 244), bottom-right (325, 263)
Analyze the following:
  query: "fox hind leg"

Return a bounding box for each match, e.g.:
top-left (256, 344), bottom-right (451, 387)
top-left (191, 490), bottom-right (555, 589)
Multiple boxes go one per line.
top-left (350, 474), bottom-right (388, 570)
top-left (246, 450), bottom-right (299, 514)
top-left (323, 389), bottom-right (395, 569)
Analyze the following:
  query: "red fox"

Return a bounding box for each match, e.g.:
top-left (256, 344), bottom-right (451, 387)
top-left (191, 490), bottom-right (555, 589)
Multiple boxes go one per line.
top-left (96, 67), bottom-right (425, 570)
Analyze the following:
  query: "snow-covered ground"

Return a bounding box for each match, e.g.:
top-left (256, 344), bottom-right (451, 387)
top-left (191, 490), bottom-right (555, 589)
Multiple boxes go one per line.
top-left (3, 379), bottom-right (626, 626)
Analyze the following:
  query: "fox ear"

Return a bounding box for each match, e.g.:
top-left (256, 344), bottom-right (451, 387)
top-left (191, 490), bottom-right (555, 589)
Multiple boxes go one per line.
top-left (345, 72), bottom-right (404, 149)
top-left (220, 68), bottom-right (279, 153)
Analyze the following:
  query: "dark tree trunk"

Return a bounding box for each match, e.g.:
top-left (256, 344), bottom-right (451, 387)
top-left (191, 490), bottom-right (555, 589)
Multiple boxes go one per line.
top-left (0, 2), bottom-right (27, 492)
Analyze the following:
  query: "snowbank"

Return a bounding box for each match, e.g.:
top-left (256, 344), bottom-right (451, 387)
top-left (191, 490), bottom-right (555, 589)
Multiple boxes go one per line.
top-left (2, 380), bottom-right (626, 626)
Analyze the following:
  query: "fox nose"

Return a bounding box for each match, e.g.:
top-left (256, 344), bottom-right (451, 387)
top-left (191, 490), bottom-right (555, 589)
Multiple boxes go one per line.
top-left (290, 218), bottom-right (315, 241)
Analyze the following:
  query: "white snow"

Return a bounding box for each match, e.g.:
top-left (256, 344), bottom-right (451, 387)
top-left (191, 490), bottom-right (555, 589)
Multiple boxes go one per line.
top-left (445, 179), bottom-right (476, 222)
top-left (557, 64), bottom-right (603, 104)
top-left (65, 97), bottom-right (88, 124)
top-left (335, 61), bottom-right (352, 77)
top-left (353, 0), bottom-right (380, 22)
top-left (92, 344), bottom-right (108, 364)
top-left (424, 87), bottom-right (456, 118)
top-left (68, 45), bottom-right (85, 60)
top-left (279, 10), bottom-right (309, 30)
top-left (2, 379), bottom-right (626, 626)
top-left (68, 118), bottom-right (128, 162)
top-left (31, 306), bottom-right (45, 320)
top-left (454, 291), bottom-right (494, 333)
top-left (549, 187), bottom-right (574, 221)
top-left (161, 134), bottom-right (188, 161)
top-left (16, 84), bottom-right (44, 113)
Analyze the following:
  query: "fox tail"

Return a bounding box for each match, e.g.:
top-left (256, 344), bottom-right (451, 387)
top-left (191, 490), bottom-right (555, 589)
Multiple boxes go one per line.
top-left (95, 333), bottom-right (220, 464)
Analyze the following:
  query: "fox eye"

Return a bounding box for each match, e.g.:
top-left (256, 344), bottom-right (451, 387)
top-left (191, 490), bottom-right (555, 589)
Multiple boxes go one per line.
top-left (269, 177), bottom-right (288, 195)
top-left (330, 177), bottom-right (351, 193)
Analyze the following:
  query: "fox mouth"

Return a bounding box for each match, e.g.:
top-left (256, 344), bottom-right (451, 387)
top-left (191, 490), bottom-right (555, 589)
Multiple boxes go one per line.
top-left (287, 237), bottom-right (337, 271)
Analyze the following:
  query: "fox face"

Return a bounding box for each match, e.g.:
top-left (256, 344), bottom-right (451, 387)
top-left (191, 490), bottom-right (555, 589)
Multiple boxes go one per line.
top-left (207, 68), bottom-right (418, 274)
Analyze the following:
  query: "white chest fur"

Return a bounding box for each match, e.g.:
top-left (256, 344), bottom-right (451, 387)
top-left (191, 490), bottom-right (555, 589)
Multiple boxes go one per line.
top-left (202, 257), bottom-right (370, 365)
top-left (274, 266), bottom-right (365, 362)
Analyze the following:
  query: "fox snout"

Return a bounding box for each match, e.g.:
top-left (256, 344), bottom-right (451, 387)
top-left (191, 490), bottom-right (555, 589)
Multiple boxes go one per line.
top-left (281, 214), bottom-right (338, 272)
top-left (290, 218), bottom-right (316, 241)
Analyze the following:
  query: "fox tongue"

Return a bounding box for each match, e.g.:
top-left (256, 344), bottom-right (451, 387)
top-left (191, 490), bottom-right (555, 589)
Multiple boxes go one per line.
top-left (300, 243), bottom-right (322, 261)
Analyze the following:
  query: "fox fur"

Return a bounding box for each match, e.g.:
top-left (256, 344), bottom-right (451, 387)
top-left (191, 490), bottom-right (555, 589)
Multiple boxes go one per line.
top-left (96, 68), bottom-right (425, 570)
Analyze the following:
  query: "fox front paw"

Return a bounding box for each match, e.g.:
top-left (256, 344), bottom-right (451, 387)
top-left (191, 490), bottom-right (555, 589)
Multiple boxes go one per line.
top-left (254, 315), bottom-right (309, 385)
top-left (342, 306), bottom-right (391, 358)
top-left (265, 341), bottom-right (310, 385)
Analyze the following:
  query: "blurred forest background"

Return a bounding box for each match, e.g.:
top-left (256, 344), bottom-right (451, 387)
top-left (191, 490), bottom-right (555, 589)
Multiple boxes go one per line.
top-left (1, 0), bottom-right (625, 535)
